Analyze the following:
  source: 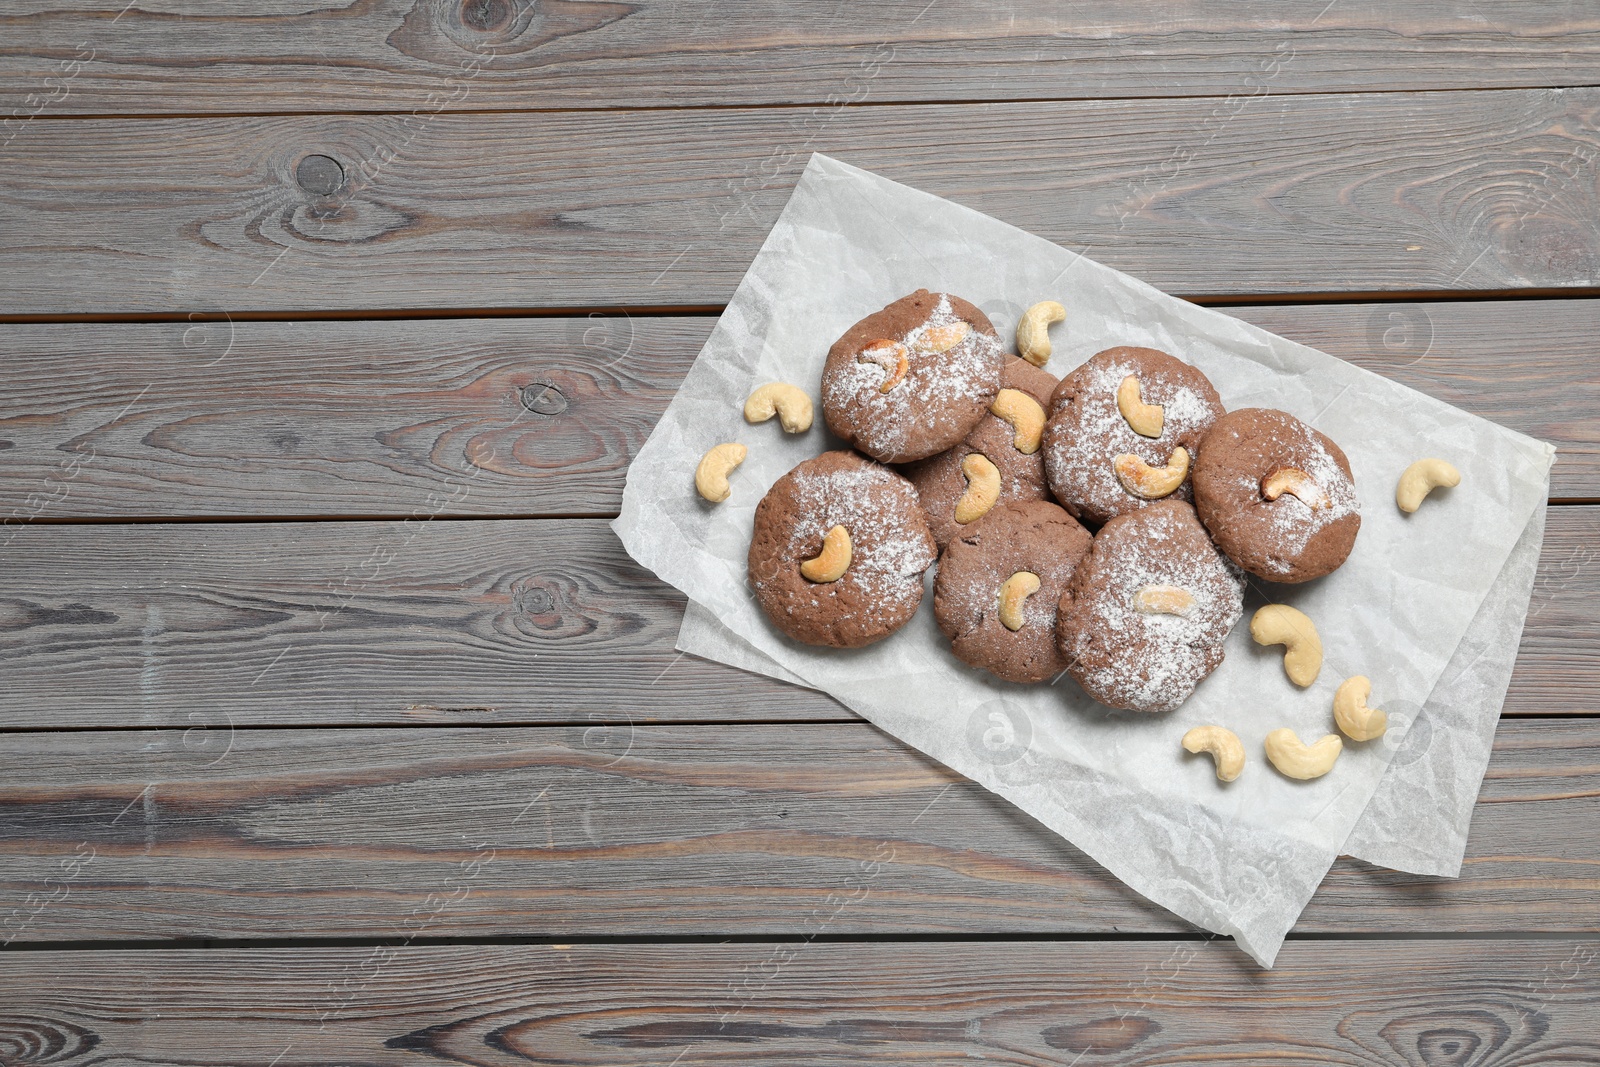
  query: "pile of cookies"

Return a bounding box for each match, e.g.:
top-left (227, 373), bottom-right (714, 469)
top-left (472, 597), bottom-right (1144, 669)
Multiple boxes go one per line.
top-left (694, 289), bottom-right (1461, 784)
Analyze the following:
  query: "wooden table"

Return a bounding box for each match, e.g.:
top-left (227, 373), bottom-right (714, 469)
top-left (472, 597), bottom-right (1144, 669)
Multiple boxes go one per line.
top-left (2, 3), bottom-right (1598, 1062)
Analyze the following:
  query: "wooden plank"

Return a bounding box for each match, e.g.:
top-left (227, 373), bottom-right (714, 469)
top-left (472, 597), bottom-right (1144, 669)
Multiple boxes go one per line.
top-left (5, 1), bottom-right (1600, 116)
top-left (0, 316), bottom-right (705, 520)
top-left (2, 940), bottom-right (1598, 1064)
top-left (2, 90), bottom-right (1597, 315)
top-left (0, 518), bottom-right (840, 729)
top-left (0, 300), bottom-right (1593, 521)
top-left (0, 510), bottom-right (1593, 730)
top-left (1, 719), bottom-right (1596, 942)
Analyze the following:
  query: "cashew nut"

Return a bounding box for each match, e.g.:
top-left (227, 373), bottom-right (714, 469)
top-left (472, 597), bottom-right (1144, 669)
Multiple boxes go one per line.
top-left (1261, 466), bottom-right (1330, 510)
top-left (1113, 447), bottom-right (1189, 499)
top-left (743, 382), bottom-right (814, 433)
top-left (1396, 458), bottom-right (1460, 513)
top-left (800, 524), bottom-right (851, 583)
top-left (997, 571), bottom-right (1042, 632)
top-left (1264, 728), bottom-right (1342, 780)
top-left (989, 388), bottom-right (1046, 454)
top-left (694, 442), bottom-right (747, 503)
top-left (1016, 300), bottom-right (1065, 367)
top-left (1115, 375), bottom-right (1164, 439)
top-left (1333, 675), bottom-right (1388, 741)
top-left (858, 339), bottom-right (909, 393)
top-left (913, 320), bottom-right (971, 354)
top-left (1134, 584), bottom-right (1195, 616)
top-left (954, 453), bottom-right (1001, 524)
top-left (1182, 725), bottom-right (1245, 783)
top-left (1250, 604), bottom-right (1322, 687)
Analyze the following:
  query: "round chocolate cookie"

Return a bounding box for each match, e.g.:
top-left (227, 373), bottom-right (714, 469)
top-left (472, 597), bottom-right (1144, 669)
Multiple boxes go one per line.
top-left (821, 290), bottom-right (1007, 464)
top-left (933, 500), bottom-right (1092, 684)
top-left (903, 357), bottom-right (1058, 550)
top-left (748, 450), bottom-right (938, 648)
top-left (1058, 499), bottom-right (1244, 713)
top-left (1042, 346), bottom-right (1225, 526)
top-left (1191, 407), bottom-right (1361, 583)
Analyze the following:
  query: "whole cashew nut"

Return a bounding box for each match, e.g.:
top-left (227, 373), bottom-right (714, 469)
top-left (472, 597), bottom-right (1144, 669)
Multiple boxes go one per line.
top-left (1396, 458), bottom-right (1460, 513)
top-left (912, 320), bottom-right (971, 354)
top-left (1116, 375), bottom-right (1164, 439)
top-left (694, 442), bottom-right (747, 503)
top-left (1250, 604), bottom-right (1322, 687)
top-left (997, 571), bottom-right (1041, 632)
top-left (1264, 728), bottom-right (1342, 780)
top-left (1182, 725), bottom-right (1245, 783)
top-left (989, 388), bottom-right (1046, 454)
top-left (800, 524), bottom-right (852, 583)
top-left (743, 382), bottom-right (814, 433)
top-left (1134, 584), bottom-right (1195, 616)
top-left (1261, 466), bottom-right (1330, 510)
top-left (1016, 300), bottom-right (1065, 367)
top-left (954, 453), bottom-right (1002, 524)
top-left (858, 339), bottom-right (909, 393)
top-left (1114, 447), bottom-right (1189, 499)
top-left (1333, 675), bottom-right (1388, 741)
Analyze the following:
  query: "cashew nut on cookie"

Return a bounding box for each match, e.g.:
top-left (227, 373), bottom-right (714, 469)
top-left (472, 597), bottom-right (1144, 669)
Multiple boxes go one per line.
top-left (858, 339), bottom-right (909, 393)
top-left (1114, 448), bottom-right (1189, 500)
top-left (997, 571), bottom-right (1041, 632)
top-left (989, 389), bottom-right (1046, 454)
top-left (1116, 375), bottom-right (1164, 439)
top-left (1261, 467), bottom-right (1330, 510)
top-left (800, 525), bottom-right (852, 583)
top-left (954, 453), bottom-right (1002, 524)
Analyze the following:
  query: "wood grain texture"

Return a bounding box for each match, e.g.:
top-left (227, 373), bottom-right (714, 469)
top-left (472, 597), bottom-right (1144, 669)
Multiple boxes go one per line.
top-left (0, 300), bottom-right (1594, 520)
top-left (0, 517), bottom-right (837, 729)
top-left (2, 90), bottom-right (1597, 315)
top-left (5, 0), bottom-right (1600, 115)
top-left (2, 940), bottom-right (1598, 1065)
top-left (0, 316), bottom-right (701, 519)
top-left (1, 719), bottom-right (1597, 942)
top-left (0, 510), bottom-right (1593, 730)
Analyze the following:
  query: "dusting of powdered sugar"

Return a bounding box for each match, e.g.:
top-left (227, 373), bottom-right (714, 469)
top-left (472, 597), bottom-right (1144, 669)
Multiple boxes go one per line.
top-left (1065, 504), bottom-right (1244, 713)
top-left (770, 461), bottom-right (937, 617)
top-left (822, 294), bottom-right (1004, 457)
top-left (1235, 420), bottom-right (1360, 577)
top-left (1045, 353), bottom-right (1221, 519)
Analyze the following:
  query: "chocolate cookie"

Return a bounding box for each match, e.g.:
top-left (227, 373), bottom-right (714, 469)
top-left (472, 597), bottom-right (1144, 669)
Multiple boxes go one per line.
top-left (1191, 408), bottom-right (1361, 583)
top-left (821, 290), bottom-right (1007, 464)
top-left (1058, 499), bottom-right (1244, 713)
top-left (1042, 347), bottom-right (1225, 526)
top-left (748, 450), bottom-right (938, 648)
top-left (902, 357), bottom-right (1059, 549)
top-left (933, 500), bottom-right (1092, 683)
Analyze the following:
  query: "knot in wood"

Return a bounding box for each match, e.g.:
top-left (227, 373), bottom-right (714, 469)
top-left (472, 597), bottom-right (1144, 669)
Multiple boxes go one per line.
top-left (295, 154), bottom-right (345, 196)
top-left (461, 0), bottom-right (513, 31)
top-left (521, 381), bottom-right (567, 416)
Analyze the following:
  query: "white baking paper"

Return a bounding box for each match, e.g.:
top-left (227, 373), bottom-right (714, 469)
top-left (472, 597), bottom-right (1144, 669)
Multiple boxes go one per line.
top-left (614, 154), bottom-right (1555, 966)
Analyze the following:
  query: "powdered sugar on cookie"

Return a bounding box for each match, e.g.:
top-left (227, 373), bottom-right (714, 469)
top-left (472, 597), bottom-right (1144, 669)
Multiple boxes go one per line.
top-left (822, 293), bottom-right (1005, 462)
top-left (1060, 500), bottom-right (1244, 713)
top-left (748, 452), bottom-right (938, 648)
top-left (1043, 347), bottom-right (1225, 526)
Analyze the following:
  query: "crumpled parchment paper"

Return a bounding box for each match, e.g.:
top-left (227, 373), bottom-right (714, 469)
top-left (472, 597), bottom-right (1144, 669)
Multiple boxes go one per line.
top-left (614, 154), bottom-right (1555, 966)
